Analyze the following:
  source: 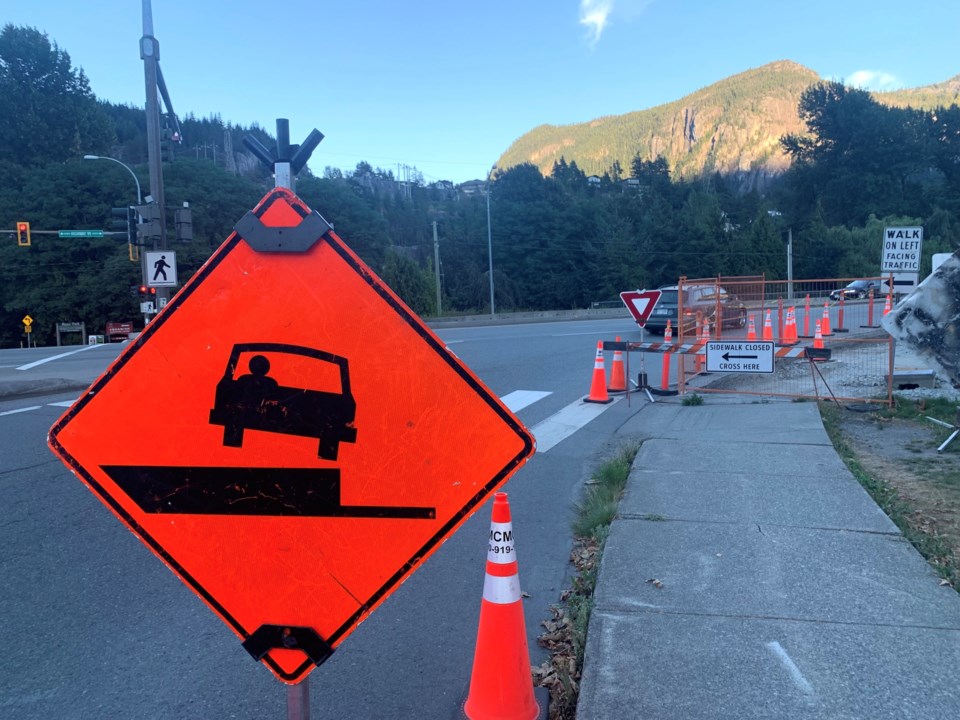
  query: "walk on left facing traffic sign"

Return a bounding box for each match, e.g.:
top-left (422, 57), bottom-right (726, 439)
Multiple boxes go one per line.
top-left (48, 187), bottom-right (535, 684)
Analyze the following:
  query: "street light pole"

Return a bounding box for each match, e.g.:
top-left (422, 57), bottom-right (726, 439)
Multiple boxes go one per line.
top-left (83, 155), bottom-right (142, 204)
top-left (486, 168), bottom-right (495, 317)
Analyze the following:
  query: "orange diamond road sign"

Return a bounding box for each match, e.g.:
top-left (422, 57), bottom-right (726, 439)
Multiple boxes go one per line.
top-left (48, 187), bottom-right (535, 684)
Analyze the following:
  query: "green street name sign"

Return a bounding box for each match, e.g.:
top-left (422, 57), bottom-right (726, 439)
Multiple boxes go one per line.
top-left (59, 230), bottom-right (105, 238)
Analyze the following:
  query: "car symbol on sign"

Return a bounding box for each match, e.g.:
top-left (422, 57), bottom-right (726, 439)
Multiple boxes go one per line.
top-left (208, 343), bottom-right (358, 460)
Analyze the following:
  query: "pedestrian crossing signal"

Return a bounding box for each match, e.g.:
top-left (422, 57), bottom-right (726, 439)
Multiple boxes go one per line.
top-left (16, 221), bottom-right (31, 246)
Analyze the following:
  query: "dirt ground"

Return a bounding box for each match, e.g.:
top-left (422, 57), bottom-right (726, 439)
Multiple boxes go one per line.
top-left (831, 402), bottom-right (960, 583)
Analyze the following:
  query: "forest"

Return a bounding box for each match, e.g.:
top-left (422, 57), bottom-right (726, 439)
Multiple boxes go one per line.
top-left (1, 23), bottom-right (959, 348)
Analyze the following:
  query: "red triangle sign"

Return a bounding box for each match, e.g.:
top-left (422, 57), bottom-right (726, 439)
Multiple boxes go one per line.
top-left (620, 289), bottom-right (662, 328)
top-left (48, 187), bottom-right (535, 684)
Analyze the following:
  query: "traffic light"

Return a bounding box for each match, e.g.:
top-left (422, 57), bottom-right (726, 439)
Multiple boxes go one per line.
top-left (111, 207), bottom-right (134, 242)
top-left (16, 221), bottom-right (31, 246)
top-left (174, 205), bottom-right (192, 242)
top-left (134, 203), bottom-right (162, 244)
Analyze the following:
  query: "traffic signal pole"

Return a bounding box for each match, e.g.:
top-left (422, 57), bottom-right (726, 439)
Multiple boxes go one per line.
top-left (140, 0), bottom-right (168, 318)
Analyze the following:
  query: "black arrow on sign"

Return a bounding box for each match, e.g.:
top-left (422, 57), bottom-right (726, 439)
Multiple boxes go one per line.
top-left (721, 352), bottom-right (759, 361)
top-left (100, 465), bottom-right (435, 519)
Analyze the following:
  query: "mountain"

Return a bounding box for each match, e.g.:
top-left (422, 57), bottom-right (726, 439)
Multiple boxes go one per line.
top-left (495, 61), bottom-right (960, 192)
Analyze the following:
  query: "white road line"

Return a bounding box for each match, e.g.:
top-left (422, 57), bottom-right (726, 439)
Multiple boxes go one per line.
top-left (17, 344), bottom-right (98, 370)
top-left (0, 406), bottom-right (42, 417)
top-left (530, 396), bottom-right (621, 453)
top-left (500, 390), bottom-right (552, 413)
top-left (766, 641), bottom-right (816, 699)
top-left (47, 401), bottom-right (76, 408)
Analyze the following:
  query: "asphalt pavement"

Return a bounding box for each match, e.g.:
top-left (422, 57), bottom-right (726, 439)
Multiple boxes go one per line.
top-left (578, 397), bottom-right (960, 719)
top-left (7, 336), bottom-right (960, 718)
top-left (0, 343), bottom-right (122, 399)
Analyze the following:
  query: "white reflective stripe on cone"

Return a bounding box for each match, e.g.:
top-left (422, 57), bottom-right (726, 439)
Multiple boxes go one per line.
top-left (482, 572), bottom-right (522, 604)
top-left (487, 522), bottom-right (516, 563)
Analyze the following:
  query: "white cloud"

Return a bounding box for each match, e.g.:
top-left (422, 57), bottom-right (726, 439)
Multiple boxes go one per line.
top-left (846, 70), bottom-right (902, 91)
top-left (580, 0), bottom-right (614, 47)
top-left (579, 0), bottom-right (654, 48)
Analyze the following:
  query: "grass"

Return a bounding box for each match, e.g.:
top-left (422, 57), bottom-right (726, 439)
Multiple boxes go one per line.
top-left (883, 395), bottom-right (958, 425)
top-left (819, 401), bottom-right (960, 588)
top-left (571, 446), bottom-right (637, 537)
top-left (534, 442), bottom-right (640, 720)
top-left (681, 393), bottom-right (704, 406)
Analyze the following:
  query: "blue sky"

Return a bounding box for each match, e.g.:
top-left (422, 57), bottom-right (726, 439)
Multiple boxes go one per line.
top-left (6, 1), bottom-right (957, 184)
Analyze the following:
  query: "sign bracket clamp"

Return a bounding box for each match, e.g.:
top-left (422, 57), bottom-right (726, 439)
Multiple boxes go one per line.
top-left (242, 624), bottom-right (334, 668)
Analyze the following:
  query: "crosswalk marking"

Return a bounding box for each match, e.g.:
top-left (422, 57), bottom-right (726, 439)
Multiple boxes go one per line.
top-left (48, 401), bottom-right (75, 407)
top-left (529, 397), bottom-right (622, 453)
top-left (500, 390), bottom-right (552, 412)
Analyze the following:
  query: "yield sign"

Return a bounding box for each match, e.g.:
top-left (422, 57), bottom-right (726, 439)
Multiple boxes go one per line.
top-left (48, 187), bottom-right (535, 684)
top-left (619, 289), bottom-right (662, 328)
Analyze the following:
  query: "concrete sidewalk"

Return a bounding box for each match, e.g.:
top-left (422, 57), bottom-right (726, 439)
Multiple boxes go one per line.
top-left (579, 400), bottom-right (960, 719)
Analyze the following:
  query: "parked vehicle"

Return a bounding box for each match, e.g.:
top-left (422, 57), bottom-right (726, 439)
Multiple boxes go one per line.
top-left (644, 284), bottom-right (747, 335)
top-left (829, 279), bottom-right (891, 301)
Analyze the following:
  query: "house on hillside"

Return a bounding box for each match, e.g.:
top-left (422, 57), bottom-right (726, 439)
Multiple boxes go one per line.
top-left (457, 179), bottom-right (487, 198)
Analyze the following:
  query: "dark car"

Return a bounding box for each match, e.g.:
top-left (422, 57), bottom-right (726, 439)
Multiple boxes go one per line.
top-left (644, 284), bottom-right (747, 335)
top-left (829, 279), bottom-right (891, 301)
top-left (208, 343), bottom-right (358, 460)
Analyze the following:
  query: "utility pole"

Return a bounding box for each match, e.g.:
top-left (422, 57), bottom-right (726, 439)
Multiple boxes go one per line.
top-left (140, 0), bottom-right (168, 313)
top-left (432, 220), bottom-right (441, 315)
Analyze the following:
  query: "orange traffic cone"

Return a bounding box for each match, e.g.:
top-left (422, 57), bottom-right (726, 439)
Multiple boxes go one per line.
top-left (461, 493), bottom-right (545, 720)
top-left (696, 319), bottom-right (710, 372)
top-left (585, 341), bottom-right (613, 404)
top-left (762, 310), bottom-right (773, 341)
top-left (782, 307), bottom-right (798, 345)
top-left (821, 302), bottom-right (832, 336)
top-left (664, 319), bottom-right (673, 343)
top-left (608, 336), bottom-right (626, 393)
top-left (746, 314), bottom-right (757, 340)
top-left (883, 293), bottom-right (892, 316)
top-left (810, 319), bottom-right (827, 362)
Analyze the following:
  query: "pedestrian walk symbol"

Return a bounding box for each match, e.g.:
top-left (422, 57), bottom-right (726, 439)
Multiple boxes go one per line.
top-left (145, 251), bottom-right (177, 287)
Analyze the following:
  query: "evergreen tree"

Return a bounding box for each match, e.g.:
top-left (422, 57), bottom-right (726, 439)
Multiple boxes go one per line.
top-left (0, 24), bottom-right (113, 166)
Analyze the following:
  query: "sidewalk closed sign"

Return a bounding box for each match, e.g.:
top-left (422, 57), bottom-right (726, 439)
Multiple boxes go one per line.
top-left (705, 341), bottom-right (774, 373)
top-left (881, 227), bottom-right (923, 273)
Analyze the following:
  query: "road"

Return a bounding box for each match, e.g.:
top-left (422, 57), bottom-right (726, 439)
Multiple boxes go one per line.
top-left (0, 317), bottom-right (649, 719)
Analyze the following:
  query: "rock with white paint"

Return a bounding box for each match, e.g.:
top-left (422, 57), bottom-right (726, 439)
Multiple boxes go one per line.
top-left (882, 251), bottom-right (960, 387)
